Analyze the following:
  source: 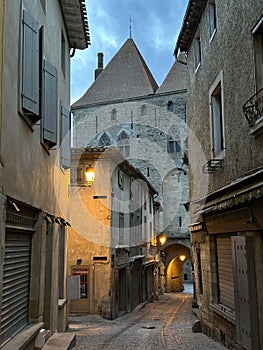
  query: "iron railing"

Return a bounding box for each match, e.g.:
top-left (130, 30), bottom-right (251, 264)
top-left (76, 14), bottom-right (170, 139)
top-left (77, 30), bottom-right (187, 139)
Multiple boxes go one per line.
top-left (243, 87), bottom-right (263, 127)
top-left (202, 159), bottom-right (224, 173)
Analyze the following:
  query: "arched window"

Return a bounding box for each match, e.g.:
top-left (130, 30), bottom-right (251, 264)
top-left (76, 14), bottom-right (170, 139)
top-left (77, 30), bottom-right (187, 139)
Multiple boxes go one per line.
top-left (167, 101), bottom-right (174, 112)
top-left (99, 133), bottom-right (111, 146)
top-left (168, 136), bottom-right (181, 153)
top-left (117, 131), bottom-right (130, 157)
top-left (111, 109), bottom-right (117, 121)
top-left (141, 105), bottom-right (147, 116)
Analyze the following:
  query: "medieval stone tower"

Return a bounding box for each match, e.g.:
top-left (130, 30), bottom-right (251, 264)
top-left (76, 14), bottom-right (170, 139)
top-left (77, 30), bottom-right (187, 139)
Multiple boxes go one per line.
top-left (71, 38), bottom-right (191, 291)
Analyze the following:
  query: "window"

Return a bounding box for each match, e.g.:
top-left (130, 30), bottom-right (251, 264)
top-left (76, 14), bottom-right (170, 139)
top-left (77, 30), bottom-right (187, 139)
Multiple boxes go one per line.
top-left (20, 9), bottom-right (40, 123)
top-left (253, 17), bottom-right (263, 92)
top-left (209, 72), bottom-right (225, 157)
top-left (111, 109), bottom-right (117, 121)
top-left (167, 101), bottom-right (174, 112)
top-left (119, 212), bottom-right (124, 245)
top-left (99, 133), bottom-right (111, 146)
top-left (118, 170), bottom-right (124, 190)
top-left (41, 60), bottom-right (58, 149)
top-left (194, 30), bottom-right (201, 70)
top-left (141, 105), bottom-right (147, 115)
top-left (179, 216), bottom-right (182, 227)
top-left (168, 137), bottom-right (181, 153)
top-left (117, 131), bottom-right (130, 157)
top-left (60, 106), bottom-right (71, 169)
top-left (208, 1), bottom-right (217, 40)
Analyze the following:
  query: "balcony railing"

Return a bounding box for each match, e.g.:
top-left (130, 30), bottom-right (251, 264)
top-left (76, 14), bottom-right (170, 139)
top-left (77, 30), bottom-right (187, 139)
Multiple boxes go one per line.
top-left (202, 159), bottom-right (224, 173)
top-left (243, 87), bottom-right (263, 127)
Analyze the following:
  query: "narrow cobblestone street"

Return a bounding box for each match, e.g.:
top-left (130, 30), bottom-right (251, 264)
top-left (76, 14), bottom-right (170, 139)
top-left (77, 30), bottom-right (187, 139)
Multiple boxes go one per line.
top-left (68, 291), bottom-right (227, 350)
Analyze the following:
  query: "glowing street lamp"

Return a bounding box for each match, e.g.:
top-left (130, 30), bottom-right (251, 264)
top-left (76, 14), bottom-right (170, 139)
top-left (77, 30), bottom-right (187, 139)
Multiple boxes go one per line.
top-left (85, 165), bottom-right (95, 186)
top-left (159, 235), bottom-right (167, 246)
top-left (179, 255), bottom-right (186, 262)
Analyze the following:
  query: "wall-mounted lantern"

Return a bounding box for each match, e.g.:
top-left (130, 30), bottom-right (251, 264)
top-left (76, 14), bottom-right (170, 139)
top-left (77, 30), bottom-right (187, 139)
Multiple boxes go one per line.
top-left (179, 255), bottom-right (186, 262)
top-left (159, 234), bottom-right (167, 246)
top-left (85, 165), bottom-right (95, 186)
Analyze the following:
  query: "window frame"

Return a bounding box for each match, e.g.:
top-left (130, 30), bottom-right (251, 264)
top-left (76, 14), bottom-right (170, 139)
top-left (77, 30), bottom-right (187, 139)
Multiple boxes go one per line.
top-left (194, 29), bottom-right (201, 72)
top-left (208, 1), bottom-right (217, 42)
top-left (252, 17), bottom-right (263, 93)
top-left (209, 71), bottom-right (225, 159)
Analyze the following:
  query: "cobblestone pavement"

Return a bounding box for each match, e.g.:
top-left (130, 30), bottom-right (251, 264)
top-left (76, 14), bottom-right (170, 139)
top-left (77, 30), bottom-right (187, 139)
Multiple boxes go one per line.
top-left (68, 292), bottom-right (227, 350)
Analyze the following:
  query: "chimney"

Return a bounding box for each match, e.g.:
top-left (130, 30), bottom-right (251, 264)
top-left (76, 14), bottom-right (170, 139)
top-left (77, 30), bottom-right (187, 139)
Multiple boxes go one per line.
top-left (95, 52), bottom-right (104, 80)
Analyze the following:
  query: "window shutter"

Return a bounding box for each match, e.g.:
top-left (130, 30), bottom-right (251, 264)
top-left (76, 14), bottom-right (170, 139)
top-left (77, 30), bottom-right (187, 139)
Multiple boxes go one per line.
top-left (60, 106), bottom-right (71, 169)
top-left (42, 60), bottom-right (58, 148)
top-left (21, 10), bottom-right (40, 119)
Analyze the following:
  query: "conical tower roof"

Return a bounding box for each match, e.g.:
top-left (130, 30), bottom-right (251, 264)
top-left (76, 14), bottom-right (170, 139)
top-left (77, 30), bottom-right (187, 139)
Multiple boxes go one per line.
top-left (73, 38), bottom-right (158, 108)
top-left (156, 52), bottom-right (187, 94)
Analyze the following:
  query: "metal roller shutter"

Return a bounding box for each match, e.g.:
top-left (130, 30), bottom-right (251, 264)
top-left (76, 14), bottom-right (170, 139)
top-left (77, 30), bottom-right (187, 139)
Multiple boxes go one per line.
top-left (216, 236), bottom-right (235, 310)
top-left (0, 230), bottom-right (31, 345)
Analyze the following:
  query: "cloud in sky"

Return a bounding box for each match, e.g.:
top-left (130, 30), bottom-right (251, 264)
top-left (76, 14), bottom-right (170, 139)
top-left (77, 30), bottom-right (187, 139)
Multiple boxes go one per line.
top-left (71, 0), bottom-right (188, 104)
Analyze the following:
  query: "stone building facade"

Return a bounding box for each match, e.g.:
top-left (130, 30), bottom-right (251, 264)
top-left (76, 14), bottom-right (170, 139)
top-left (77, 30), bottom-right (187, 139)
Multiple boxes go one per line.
top-left (0, 1), bottom-right (89, 348)
top-left (72, 38), bottom-right (192, 293)
top-left (175, 1), bottom-right (263, 349)
top-left (68, 147), bottom-right (158, 319)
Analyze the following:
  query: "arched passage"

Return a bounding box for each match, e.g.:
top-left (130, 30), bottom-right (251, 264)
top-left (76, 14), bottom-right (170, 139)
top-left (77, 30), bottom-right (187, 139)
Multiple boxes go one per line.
top-left (163, 243), bottom-right (191, 293)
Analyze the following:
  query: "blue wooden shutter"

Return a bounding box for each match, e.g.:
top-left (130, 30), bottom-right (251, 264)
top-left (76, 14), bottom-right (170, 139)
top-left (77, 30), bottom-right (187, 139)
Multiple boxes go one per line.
top-left (42, 60), bottom-right (58, 148)
top-left (21, 10), bottom-right (40, 119)
top-left (60, 106), bottom-right (71, 169)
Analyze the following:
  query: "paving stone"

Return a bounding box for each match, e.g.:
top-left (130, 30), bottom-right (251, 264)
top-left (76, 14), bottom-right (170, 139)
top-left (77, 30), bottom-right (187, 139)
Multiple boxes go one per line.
top-left (68, 292), bottom-right (227, 350)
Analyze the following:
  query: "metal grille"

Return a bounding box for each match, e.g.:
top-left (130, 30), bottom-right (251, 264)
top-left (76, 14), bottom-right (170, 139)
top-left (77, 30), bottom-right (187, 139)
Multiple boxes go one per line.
top-left (0, 231), bottom-right (31, 345)
top-left (216, 236), bottom-right (235, 310)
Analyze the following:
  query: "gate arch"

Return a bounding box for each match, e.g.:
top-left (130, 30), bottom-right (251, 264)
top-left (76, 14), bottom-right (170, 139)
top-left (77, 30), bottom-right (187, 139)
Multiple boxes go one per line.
top-left (163, 243), bottom-right (192, 292)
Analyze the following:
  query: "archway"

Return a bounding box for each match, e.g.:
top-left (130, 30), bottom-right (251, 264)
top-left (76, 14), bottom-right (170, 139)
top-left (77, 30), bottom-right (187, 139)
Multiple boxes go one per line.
top-left (163, 243), bottom-right (192, 293)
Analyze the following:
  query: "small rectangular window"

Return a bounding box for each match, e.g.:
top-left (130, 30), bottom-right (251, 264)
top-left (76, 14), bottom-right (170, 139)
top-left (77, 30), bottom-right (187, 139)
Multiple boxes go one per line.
top-left (253, 18), bottom-right (263, 92)
top-left (209, 72), bottom-right (225, 157)
top-left (119, 212), bottom-right (124, 245)
top-left (118, 170), bottom-right (124, 190)
top-left (194, 32), bottom-right (201, 70)
top-left (208, 1), bottom-right (217, 39)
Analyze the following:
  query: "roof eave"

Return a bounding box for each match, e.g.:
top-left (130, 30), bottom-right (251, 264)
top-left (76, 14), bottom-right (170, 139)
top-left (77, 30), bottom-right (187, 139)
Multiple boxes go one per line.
top-left (59, 0), bottom-right (90, 50)
top-left (174, 0), bottom-right (207, 56)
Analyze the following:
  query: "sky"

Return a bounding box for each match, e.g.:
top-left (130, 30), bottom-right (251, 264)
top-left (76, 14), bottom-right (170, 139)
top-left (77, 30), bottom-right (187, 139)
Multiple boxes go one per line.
top-left (70, 0), bottom-right (188, 104)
